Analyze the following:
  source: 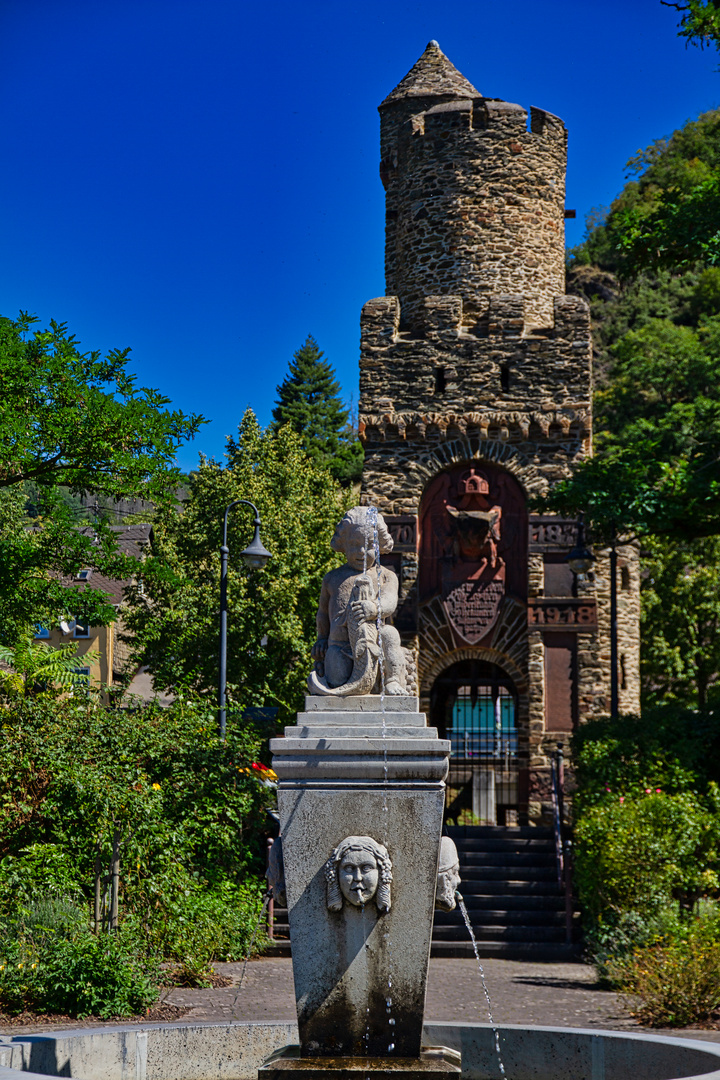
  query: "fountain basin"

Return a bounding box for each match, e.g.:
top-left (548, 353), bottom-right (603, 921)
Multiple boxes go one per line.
top-left (0, 1020), bottom-right (719, 1080)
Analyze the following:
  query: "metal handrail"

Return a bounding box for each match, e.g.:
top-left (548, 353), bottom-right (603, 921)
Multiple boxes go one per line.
top-left (550, 746), bottom-right (564, 892)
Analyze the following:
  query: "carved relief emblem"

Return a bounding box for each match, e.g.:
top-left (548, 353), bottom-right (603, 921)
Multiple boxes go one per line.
top-left (443, 578), bottom-right (505, 644)
top-left (325, 836), bottom-right (392, 913)
top-left (419, 462), bottom-right (528, 648)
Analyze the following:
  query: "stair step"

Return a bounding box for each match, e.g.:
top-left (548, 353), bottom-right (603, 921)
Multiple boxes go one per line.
top-left (433, 924), bottom-right (567, 943)
top-left (446, 826), bottom-right (552, 839)
top-left (451, 838), bottom-right (554, 853)
top-left (430, 941), bottom-right (579, 960)
top-left (463, 880), bottom-right (561, 895)
top-left (455, 894), bottom-right (569, 911)
top-left (435, 909), bottom-right (565, 927)
top-left (458, 851), bottom-right (558, 868)
top-left (460, 867), bottom-right (557, 883)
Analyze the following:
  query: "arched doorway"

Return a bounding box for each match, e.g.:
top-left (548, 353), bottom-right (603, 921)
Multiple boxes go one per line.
top-left (430, 658), bottom-right (525, 826)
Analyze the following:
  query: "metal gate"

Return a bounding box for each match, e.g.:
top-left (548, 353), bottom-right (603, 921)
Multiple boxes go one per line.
top-left (430, 661), bottom-right (522, 826)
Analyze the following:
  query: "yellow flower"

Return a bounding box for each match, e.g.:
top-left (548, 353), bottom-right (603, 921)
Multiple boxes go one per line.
top-left (17, 963), bottom-right (22, 969)
top-left (152, 783), bottom-right (161, 790)
top-left (31, 963), bottom-right (37, 969)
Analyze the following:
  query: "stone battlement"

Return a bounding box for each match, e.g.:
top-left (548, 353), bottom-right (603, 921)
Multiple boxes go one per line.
top-left (359, 292), bottom-right (592, 424)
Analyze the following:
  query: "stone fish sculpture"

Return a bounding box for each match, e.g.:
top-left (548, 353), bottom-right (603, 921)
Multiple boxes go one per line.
top-left (308, 506), bottom-right (416, 696)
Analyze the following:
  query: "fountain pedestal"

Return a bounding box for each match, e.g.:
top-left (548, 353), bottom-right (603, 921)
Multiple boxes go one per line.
top-left (269, 695), bottom-right (453, 1065)
top-left (259, 1044), bottom-right (462, 1080)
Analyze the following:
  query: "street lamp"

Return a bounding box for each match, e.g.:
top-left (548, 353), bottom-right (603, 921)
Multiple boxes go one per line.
top-left (566, 515), bottom-right (618, 719)
top-left (218, 499), bottom-right (271, 740)
top-left (566, 514), bottom-right (594, 577)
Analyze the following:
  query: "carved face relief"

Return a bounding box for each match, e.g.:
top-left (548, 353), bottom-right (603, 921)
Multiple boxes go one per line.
top-left (326, 835), bottom-right (392, 913)
top-left (435, 836), bottom-right (461, 912)
top-left (339, 848), bottom-right (379, 906)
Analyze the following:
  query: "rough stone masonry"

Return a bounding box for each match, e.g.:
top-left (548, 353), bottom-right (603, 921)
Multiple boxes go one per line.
top-left (358, 42), bottom-right (641, 824)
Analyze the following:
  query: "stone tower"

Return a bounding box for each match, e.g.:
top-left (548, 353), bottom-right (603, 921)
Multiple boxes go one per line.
top-left (359, 43), bottom-right (640, 824)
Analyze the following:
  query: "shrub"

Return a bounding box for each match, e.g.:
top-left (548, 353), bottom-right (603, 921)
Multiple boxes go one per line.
top-left (574, 788), bottom-right (720, 925)
top-left (0, 928), bottom-right (159, 1018)
top-left (0, 692), bottom-right (275, 1013)
top-left (611, 915), bottom-right (720, 1026)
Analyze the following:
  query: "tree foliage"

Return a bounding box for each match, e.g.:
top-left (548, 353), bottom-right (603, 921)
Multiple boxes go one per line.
top-left (272, 335), bottom-right (363, 485)
top-left (125, 409), bottom-right (350, 721)
top-left (547, 317), bottom-right (720, 541)
top-left (665, 0), bottom-right (720, 52)
top-left (641, 535), bottom-right (720, 708)
top-left (0, 313), bottom-right (202, 641)
top-left (0, 313), bottom-right (203, 496)
top-left (569, 109), bottom-right (720, 279)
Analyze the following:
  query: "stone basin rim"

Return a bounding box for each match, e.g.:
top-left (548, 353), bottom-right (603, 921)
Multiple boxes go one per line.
top-left (0, 1019), bottom-right (719, 1080)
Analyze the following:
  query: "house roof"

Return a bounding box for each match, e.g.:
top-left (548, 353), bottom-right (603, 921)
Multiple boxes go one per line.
top-left (60, 522), bottom-right (153, 607)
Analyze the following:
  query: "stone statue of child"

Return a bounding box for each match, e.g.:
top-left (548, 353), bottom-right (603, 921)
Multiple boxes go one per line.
top-left (308, 507), bottom-right (408, 696)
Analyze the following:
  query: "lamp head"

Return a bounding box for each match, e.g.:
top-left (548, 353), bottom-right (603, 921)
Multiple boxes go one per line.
top-left (566, 514), bottom-right (594, 576)
top-left (240, 521), bottom-right (272, 570)
top-left (567, 545), bottom-right (595, 576)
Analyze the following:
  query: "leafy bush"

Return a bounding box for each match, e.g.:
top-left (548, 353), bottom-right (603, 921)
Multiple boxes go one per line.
top-left (0, 928), bottom-right (159, 1018)
top-left (0, 693), bottom-right (274, 1013)
top-left (572, 708), bottom-right (720, 814)
top-left (574, 788), bottom-right (720, 925)
top-left (609, 913), bottom-right (720, 1026)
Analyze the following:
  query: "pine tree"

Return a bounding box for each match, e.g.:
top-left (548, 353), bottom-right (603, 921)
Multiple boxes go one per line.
top-left (271, 335), bottom-right (363, 485)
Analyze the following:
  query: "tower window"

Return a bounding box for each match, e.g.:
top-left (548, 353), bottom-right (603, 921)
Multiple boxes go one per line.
top-left (434, 366), bottom-right (446, 394)
top-left (500, 364), bottom-right (510, 391)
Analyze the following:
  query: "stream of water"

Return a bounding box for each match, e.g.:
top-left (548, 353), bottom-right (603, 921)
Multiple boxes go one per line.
top-left (457, 894), bottom-right (507, 1078)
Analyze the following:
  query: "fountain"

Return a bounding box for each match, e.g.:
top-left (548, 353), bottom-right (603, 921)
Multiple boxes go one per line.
top-left (3, 507), bottom-right (720, 1080)
top-left (263, 506), bottom-right (461, 1079)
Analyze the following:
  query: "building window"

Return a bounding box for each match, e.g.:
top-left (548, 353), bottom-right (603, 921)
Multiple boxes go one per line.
top-left (34, 625), bottom-right (50, 639)
top-left (72, 667), bottom-right (91, 694)
top-left (75, 569), bottom-right (92, 581)
top-left (500, 363), bottom-right (510, 391)
top-left (434, 366), bottom-right (446, 394)
top-left (73, 622), bottom-right (90, 639)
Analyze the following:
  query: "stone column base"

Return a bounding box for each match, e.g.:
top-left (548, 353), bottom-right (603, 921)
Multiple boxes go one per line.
top-left (259, 1044), bottom-right (462, 1080)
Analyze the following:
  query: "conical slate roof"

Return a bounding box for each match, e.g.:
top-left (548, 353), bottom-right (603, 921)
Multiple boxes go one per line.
top-left (380, 41), bottom-right (479, 107)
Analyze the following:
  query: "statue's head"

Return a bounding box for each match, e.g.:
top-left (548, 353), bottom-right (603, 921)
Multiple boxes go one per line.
top-left (435, 836), bottom-right (461, 912)
top-left (325, 835), bottom-right (393, 913)
top-left (331, 507), bottom-right (393, 571)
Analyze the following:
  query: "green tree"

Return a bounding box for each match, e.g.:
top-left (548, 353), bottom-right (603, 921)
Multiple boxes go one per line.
top-left (574, 107), bottom-right (720, 277)
top-left (546, 317), bottom-right (720, 540)
top-left (272, 335), bottom-right (363, 485)
top-left (124, 409), bottom-right (350, 721)
top-left (0, 634), bottom-right (88, 698)
top-left (665, 0), bottom-right (720, 52)
top-left (642, 535), bottom-right (720, 708)
top-left (0, 313), bottom-right (203, 496)
top-left (0, 313), bottom-right (203, 641)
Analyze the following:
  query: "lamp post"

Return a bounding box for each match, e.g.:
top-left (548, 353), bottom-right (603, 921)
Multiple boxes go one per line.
top-left (609, 535), bottom-right (618, 720)
top-left (218, 499), bottom-right (271, 740)
top-left (566, 515), bottom-right (618, 719)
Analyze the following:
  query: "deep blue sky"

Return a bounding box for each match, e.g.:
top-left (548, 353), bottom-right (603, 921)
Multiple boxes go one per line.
top-left (1, 1), bottom-right (718, 472)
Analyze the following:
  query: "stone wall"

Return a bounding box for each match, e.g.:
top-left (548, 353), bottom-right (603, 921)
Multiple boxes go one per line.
top-left (379, 42), bottom-right (566, 332)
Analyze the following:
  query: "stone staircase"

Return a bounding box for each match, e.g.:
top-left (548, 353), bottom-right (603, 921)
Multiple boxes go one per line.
top-left (431, 824), bottom-right (580, 959)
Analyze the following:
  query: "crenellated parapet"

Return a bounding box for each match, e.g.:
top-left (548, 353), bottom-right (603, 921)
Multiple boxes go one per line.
top-left (359, 292), bottom-right (592, 431)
